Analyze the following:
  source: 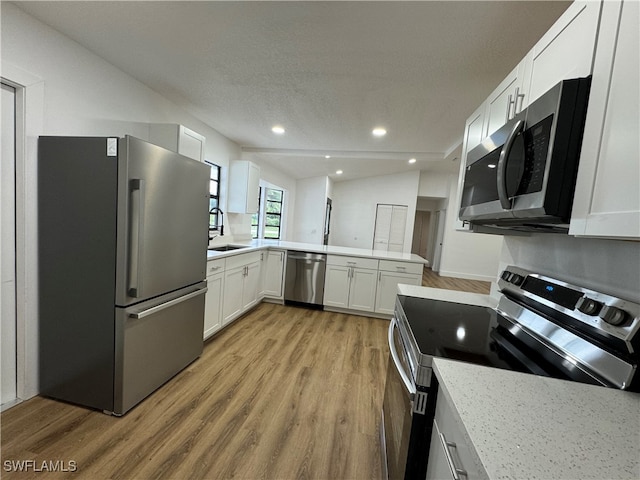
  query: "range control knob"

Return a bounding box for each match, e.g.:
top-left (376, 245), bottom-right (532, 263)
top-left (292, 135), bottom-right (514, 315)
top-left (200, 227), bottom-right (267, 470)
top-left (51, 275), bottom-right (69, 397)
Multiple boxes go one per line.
top-left (501, 271), bottom-right (513, 282)
top-left (576, 297), bottom-right (602, 316)
top-left (510, 274), bottom-right (524, 286)
top-left (599, 305), bottom-right (628, 326)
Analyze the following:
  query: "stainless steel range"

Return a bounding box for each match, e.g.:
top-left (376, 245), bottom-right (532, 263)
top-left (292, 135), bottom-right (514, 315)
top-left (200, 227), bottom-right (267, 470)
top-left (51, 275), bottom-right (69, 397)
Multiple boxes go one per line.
top-left (381, 266), bottom-right (640, 479)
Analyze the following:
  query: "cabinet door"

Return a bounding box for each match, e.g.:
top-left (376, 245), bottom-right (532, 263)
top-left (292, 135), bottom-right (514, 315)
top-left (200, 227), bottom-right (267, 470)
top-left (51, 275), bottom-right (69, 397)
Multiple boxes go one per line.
top-left (524, 0), bottom-right (601, 105)
top-left (375, 271), bottom-right (421, 315)
top-left (463, 102), bottom-right (486, 155)
top-left (178, 126), bottom-right (205, 162)
top-left (483, 62), bottom-right (525, 138)
top-left (323, 264), bottom-right (351, 308)
top-left (570, 0), bottom-right (639, 238)
top-left (263, 250), bottom-right (285, 298)
top-left (348, 268), bottom-right (378, 312)
top-left (242, 261), bottom-right (261, 310)
top-left (222, 266), bottom-right (244, 325)
top-left (204, 272), bottom-right (223, 339)
top-left (228, 161), bottom-right (260, 213)
top-left (456, 102), bottom-right (486, 230)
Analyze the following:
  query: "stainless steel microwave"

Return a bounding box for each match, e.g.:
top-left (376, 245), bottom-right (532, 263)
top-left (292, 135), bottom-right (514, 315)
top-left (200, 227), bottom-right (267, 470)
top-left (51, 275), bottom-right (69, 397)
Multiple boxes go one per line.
top-left (459, 77), bottom-right (591, 233)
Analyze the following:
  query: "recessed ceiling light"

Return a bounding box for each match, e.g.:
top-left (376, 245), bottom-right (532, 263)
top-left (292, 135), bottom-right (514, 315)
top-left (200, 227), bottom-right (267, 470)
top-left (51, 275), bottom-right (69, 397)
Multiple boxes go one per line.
top-left (271, 125), bottom-right (285, 135)
top-left (408, 158), bottom-right (417, 164)
top-left (336, 170), bottom-right (343, 175)
top-left (325, 155), bottom-right (331, 159)
top-left (488, 164), bottom-right (497, 169)
top-left (372, 127), bottom-right (387, 137)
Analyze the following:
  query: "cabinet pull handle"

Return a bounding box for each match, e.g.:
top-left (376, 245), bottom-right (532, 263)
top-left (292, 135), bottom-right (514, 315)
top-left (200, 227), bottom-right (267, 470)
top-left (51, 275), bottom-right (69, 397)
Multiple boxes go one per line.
top-left (515, 87), bottom-right (525, 114)
top-left (378, 271), bottom-right (381, 282)
top-left (347, 261), bottom-right (357, 265)
top-left (506, 93), bottom-right (514, 121)
top-left (396, 266), bottom-right (406, 271)
top-left (439, 433), bottom-right (468, 480)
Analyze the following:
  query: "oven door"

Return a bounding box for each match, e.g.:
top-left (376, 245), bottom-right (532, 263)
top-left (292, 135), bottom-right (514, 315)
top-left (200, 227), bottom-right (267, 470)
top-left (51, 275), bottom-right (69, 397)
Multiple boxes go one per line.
top-left (383, 317), bottom-right (432, 480)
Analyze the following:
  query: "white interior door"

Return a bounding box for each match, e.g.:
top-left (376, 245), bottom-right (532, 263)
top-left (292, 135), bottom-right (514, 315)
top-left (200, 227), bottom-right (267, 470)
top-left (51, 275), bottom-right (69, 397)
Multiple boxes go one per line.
top-left (1, 82), bottom-right (17, 408)
top-left (373, 204), bottom-right (408, 252)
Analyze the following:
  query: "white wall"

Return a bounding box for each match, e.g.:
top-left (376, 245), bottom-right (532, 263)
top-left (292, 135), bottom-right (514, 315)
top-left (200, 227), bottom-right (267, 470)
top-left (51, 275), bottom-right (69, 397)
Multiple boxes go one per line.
top-left (418, 171), bottom-right (450, 198)
top-left (331, 171), bottom-right (420, 251)
top-left (438, 174), bottom-right (504, 282)
top-left (500, 235), bottom-right (640, 302)
top-left (0, 3), bottom-right (242, 398)
top-left (291, 176), bottom-right (328, 244)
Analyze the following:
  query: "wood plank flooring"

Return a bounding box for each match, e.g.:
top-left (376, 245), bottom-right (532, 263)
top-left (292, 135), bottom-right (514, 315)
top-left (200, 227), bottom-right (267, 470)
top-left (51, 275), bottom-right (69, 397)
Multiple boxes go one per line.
top-left (2, 273), bottom-right (489, 480)
top-left (422, 267), bottom-right (492, 294)
top-left (1, 304), bottom-right (389, 480)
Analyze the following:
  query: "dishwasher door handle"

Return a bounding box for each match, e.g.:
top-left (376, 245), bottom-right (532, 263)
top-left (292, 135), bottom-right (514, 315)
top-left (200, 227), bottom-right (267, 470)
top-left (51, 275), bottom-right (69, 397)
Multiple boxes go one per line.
top-left (288, 254), bottom-right (325, 262)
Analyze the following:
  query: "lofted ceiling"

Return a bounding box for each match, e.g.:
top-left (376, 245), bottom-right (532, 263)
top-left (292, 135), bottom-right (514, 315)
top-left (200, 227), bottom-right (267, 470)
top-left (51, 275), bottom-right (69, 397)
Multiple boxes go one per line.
top-left (14, 1), bottom-right (571, 181)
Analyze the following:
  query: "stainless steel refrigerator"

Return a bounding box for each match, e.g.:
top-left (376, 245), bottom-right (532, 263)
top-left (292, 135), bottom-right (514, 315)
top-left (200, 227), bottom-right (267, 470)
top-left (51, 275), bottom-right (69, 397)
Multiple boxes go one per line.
top-left (38, 135), bottom-right (210, 415)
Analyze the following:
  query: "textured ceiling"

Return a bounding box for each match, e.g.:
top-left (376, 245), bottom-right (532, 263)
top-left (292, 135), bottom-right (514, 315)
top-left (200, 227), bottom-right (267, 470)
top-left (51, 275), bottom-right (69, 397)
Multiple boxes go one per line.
top-left (15, 1), bottom-right (571, 181)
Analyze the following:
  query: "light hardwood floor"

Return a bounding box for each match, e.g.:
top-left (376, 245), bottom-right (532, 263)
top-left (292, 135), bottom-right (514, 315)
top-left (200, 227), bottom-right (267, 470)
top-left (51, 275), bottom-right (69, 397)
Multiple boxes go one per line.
top-left (2, 274), bottom-right (489, 480)
top-left (1, 304), bottom-right (389, 480)
top-left (422, 267), bottom-right (492, 294)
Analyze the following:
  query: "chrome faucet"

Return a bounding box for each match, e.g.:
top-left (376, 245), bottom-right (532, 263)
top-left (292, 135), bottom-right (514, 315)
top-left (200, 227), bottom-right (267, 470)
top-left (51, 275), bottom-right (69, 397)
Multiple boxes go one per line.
top-left (209, 207), bottom-right (224, 239)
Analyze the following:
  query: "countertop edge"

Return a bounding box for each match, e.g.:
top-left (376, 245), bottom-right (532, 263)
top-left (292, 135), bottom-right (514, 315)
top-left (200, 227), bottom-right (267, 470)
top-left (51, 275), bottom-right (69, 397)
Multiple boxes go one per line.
top-left (206, 240), bottom-right (429, 264)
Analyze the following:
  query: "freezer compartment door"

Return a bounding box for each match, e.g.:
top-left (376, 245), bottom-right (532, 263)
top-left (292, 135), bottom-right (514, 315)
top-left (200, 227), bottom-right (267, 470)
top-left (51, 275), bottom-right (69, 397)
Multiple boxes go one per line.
top-left (116, 136), bottom-right (210, 305)
top-left (113, 283), bottom-right (206, 415)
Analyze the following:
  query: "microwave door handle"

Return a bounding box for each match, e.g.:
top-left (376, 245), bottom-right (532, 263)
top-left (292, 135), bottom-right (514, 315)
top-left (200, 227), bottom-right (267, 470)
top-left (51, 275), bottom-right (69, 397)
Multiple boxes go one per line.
top-left (497, 119), bottom-right (524, 210)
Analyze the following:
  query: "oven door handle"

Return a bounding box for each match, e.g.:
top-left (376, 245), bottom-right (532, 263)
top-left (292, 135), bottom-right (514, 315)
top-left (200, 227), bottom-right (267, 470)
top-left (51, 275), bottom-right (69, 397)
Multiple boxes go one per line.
top-left (388, 318), bottom-right (416, 399)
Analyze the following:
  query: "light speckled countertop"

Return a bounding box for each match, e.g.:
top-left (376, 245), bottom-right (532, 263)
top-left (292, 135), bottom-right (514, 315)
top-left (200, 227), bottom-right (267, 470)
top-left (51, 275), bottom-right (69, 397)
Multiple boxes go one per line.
top-left (206, 239), bottom-right (428, 264)
top-left (432, 357), bottom-right (640, 480)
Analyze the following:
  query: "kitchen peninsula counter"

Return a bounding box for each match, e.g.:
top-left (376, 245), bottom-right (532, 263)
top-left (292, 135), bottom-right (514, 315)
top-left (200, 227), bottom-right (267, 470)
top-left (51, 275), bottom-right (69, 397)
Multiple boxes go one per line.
top-left (207, 239), bottom-right (428, 264)
top-left (432, 357), bottom-right (640, 480)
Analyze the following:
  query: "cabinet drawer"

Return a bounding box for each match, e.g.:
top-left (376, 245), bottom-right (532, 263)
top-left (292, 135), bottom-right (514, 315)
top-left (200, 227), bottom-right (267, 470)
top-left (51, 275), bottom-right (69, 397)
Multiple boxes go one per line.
top-left (326, 255), bottom-right (379, 270)
top-left (206, 258), bottom-right (226, 276)
top-left (225, 250), bottom-right (261, 270)
top-left (427, 386), bottom-right (483, 479)
top-left (378, 260), bottom-right (423, 275)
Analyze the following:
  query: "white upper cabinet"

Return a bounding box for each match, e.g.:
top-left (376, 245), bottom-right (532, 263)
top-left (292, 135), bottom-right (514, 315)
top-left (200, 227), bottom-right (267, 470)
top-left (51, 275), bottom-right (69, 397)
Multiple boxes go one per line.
top-left (522, 0), bottom-right (601, 106)
top-left (483, 59), bottom-right (529, 138)
top-left (227, 161), bottom-right (260, 214)
top-left (149, 124), bottom-right (206, 162)
top-left (570, 0), bottom-right (639, 239)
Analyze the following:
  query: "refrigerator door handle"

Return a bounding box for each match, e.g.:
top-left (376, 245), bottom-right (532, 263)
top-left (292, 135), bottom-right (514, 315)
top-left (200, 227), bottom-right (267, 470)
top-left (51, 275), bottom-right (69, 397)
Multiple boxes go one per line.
top-left (128, 179), bottom-right (145, 297)
top-left (129, 287), bottom-right (208, 319)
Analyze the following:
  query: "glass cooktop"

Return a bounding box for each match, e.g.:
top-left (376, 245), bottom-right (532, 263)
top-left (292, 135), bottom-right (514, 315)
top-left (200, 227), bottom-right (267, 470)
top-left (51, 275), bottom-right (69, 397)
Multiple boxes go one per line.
top-left (396, 295), bottom-right (533, 373)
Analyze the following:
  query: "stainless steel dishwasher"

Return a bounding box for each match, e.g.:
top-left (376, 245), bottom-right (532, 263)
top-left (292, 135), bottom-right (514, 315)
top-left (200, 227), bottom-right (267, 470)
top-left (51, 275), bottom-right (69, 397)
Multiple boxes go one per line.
top-left (284, 251), bottom-right (326, 307)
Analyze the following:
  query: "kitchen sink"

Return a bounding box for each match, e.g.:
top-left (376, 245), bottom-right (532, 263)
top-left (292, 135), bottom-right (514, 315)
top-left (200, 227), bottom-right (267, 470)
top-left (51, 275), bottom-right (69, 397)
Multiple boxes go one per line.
top-left (208, 245), bottom-right (250, 252)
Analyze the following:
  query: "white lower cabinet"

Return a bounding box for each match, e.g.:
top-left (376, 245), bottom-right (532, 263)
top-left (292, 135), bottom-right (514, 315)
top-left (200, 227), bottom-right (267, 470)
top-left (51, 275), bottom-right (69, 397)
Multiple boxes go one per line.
top-left (222, 251), bottom-right (262, 326)
top-left (374, 260), bottom-right (422, 315)
top-left (426, 385), bottom-right (482, 480)
top-left (204, 259), bottom-right (225, 340)
top-left (323, 255), bottom-right (379, 312)
top-left (204, 272), bottom-right (224, 339)
top-left (261, 249), bottom-right (285, 299)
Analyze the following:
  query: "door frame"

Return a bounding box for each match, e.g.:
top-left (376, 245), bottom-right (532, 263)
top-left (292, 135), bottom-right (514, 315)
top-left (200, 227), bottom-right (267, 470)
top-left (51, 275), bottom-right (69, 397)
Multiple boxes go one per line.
top-left (1, 62), bottom-right (44, 403)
